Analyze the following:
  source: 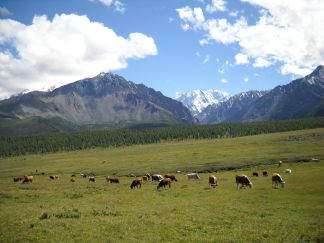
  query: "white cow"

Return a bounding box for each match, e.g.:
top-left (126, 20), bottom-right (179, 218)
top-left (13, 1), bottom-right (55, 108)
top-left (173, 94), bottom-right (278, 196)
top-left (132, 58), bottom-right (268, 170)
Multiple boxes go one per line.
top-left (285, 169), bottom-right (292, 174)
top-left (187, 173), bottom-right (200, 180)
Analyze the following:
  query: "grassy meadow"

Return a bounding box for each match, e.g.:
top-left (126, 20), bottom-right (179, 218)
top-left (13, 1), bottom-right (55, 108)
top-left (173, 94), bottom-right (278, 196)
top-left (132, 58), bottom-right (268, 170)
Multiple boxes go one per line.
top-left (0, 128), bottom-right (324, 242)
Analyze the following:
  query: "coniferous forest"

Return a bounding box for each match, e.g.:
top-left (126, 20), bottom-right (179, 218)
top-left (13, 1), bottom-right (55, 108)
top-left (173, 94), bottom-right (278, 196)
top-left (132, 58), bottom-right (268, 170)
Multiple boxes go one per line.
top-left (0, 116), bottom-right (323, 157)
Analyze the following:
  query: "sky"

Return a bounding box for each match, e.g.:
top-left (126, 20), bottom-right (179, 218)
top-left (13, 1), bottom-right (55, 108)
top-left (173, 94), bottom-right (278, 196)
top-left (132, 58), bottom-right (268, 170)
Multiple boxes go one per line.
top-left (0, 0), bottom-right (323, 99)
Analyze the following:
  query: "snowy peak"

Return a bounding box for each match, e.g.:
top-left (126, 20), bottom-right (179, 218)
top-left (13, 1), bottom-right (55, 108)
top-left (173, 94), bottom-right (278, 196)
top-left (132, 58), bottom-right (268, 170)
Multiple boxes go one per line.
top-left (176, 89), bottom-right (230, 115)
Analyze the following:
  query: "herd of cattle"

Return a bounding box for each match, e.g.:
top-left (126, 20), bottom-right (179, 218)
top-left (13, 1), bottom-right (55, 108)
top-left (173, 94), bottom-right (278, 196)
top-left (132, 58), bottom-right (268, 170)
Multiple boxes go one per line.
top-left (12, 161), bottom-right (292, 190)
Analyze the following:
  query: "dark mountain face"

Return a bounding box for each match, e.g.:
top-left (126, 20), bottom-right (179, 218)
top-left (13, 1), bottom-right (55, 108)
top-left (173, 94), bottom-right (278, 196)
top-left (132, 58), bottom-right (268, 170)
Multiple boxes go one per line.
top-left (199, 65), bottom-right (324, 124)
top-left (0, 73), bottom-right (195, 125)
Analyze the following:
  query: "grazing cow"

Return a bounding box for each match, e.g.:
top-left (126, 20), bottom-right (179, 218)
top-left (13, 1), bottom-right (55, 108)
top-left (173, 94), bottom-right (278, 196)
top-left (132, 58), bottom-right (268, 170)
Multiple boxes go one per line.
top-left (262, 171), bottom-right (268, 177)
top-left (157, 178), bottom-right (171, 190)
top-left (106, 176), bottom-right (120, 183)
top-left (151, 174), bottom-right (164, 182)
top-left (71, 174), bottom-right (76, 177)
top-left (88, 176), bottom-right (96, 183)
top-left (49, 175), bottom-right (59, 180)
top-left (22, 175), bottom-right (34, 184)
top-left (272, 173), bottom-right (285, 188)
top-left (13, 177), bottom-right (24, 182)
top-left (142, 176), bottom-right (149, 182)
top-left (235, 175), bottom-right (253, 189)
top-left (80, 173), bottom-right (87, 178)
top-left (70, 178), bottom-right (75, 183)
top-left (164, 174), bottom-right (178, 182)
top-left (187, 173), bottom-right (200, 180)
top-left (252, 172), bottom-right (259, 177)
top-left (277, 161), bottom-right (283, 168)
top-left (209, 176), bottom-right (218, 188)
top-left (130, 179), bottom-right (142, 189)
top-left (285, 169), bottom-right (292, 174)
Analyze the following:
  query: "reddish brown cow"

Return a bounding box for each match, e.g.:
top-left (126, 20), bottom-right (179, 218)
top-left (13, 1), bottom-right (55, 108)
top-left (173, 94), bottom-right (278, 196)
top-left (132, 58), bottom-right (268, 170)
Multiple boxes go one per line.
top-left (209, 176), bottom-right (218, 188)
top-left (130, 179), bottom-right (142, 189)
top-left (272, 173), bottom-right (285, 188)
top-left (106, 176), bottom-right (120, 183)
top-left (235, 175), bottom-right (253, 189)
top-left (22, 175), bottom-right (34, 184)
top-left (164, 174), bottom-right (178, 182)
top-left (142, 176), bottom-right (149, 182)
top-left (157, 178), bottom-right (172, 190)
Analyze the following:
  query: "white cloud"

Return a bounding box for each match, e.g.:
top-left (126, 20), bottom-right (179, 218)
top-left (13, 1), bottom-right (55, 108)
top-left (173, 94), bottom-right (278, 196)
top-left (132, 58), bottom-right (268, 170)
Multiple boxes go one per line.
top-left (0, 14), bottom-right (157, 99)
top-left (244, 77), bottom-right (249, 82)
top-left (220, 78), bottom-right (227, 83)
top-left (203, 55), bottom-right (210, 63)
top-left (253, 57), bottom-right (272, 68)
top-left (93, 0), bottom-right (125, 13)
top-left (229, 11), bottom-right (238, 17)
top-left (235, 53), bottom-right (249, 65)
top-left (177, 0), bottom-right (324, 76)
top-left (0, 6), bottom-right (11, 16)
top-left (206, 0), bottom-right (227, 13)
top-left (181, 23), bottom-right (190, 31)
top-left (176, 6), bottom-right (205, 29)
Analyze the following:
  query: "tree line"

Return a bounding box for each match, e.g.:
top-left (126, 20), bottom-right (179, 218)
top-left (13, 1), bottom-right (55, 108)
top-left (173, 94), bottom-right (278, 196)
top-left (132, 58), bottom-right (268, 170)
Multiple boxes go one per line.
top-left (1, 117), bottom-right (323, 157)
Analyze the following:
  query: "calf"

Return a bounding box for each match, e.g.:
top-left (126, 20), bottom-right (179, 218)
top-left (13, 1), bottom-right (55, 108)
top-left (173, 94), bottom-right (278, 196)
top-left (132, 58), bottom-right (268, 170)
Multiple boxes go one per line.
top-left (262, 171), bottom-right (268, 177)
top-left (164, 174), bottom-right (178, 182)
top-left (157, 178), bottom-right (171, 190)
top-left (130, 179), bottom-right (142, 189)
top-left (252, 172), bottom-right (258, 177)
top-left (209, 176), bottom-right (218, 188)
top-left (88, 177), bottom-right (96, 183)
top-left (235, 175), bottom-right (253, 189)
top-left (13, 177), bottom-right (24, 182)
top-left (272, 173), bottom-right (285, 188)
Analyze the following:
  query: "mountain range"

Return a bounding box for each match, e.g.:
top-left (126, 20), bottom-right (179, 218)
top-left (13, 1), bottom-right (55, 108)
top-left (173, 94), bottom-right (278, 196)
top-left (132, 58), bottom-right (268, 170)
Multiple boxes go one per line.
top-left (196, 65), bottom-right (324, 124)
top-left (0, 65), bottom-right (323, 135)
top-left (0, 73), bottom-right (195, 135)
top-left (175, 89), bottom-right (230, 116)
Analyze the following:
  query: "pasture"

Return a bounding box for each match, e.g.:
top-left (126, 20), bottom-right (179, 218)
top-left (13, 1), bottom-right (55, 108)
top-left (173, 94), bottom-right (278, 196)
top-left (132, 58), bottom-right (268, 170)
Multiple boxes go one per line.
top-left (0, 128), bottom-right (324, 242)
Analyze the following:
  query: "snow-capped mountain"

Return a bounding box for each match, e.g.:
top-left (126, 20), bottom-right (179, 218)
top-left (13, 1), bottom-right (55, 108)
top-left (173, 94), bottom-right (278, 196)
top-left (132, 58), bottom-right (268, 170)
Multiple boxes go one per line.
top-left (175, 89), bottom-right (230, 116)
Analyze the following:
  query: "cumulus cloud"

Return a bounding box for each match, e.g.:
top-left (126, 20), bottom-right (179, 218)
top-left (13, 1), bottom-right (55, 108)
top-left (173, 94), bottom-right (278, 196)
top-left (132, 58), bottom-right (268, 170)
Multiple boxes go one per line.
top-left (206, 0), bottom-right (226, 13)
top-left (177, 0), bottom-right (324, 76)
top-left (0, 14), bottom-right (157, 99)
top-left (235, 53), bottom-right (249, 65)
top-left (0, 6), bottom-right (11, 16)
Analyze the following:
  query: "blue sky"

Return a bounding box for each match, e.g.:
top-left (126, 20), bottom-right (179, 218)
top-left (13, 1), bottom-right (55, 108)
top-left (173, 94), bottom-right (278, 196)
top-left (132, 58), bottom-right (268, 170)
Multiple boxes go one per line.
top-left (0, 0), bottom-right (323, 99)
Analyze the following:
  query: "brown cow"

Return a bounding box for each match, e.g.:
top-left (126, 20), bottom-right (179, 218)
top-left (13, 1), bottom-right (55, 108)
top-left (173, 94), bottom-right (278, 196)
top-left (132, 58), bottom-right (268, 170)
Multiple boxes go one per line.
top-left (209, 176), bottom-right (218, 188)
top-left (22, 175), bottom-right (34, 184)
top-left (142, 176), bottom-right (149, 182)
top-left (164, 174), bottom-right (178, 182)
top-left (70, 178), bottom-right (76, 183)
top-left (272, 173), bottom-right (285, 188)
top-left (13, 177), bottom-right (24, 182)
top-left (106, 176), bottom-right (120, 183)
top-left (235, 175), bottom-right (253, 189)
top-left (130, 179), bottom-right (142, 189)
top-left (157, 178), bottom-right (172, 190)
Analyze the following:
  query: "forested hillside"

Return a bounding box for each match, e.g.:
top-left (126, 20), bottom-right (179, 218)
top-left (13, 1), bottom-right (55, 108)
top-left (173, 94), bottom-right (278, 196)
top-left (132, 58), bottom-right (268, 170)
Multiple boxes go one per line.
top-left (1, 117), bottom-right (323, 157)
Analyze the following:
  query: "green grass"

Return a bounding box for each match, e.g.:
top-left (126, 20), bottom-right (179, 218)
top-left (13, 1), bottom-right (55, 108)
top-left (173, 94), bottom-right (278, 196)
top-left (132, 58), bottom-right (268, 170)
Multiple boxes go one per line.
top-left (0, 128), bottom-right (324, 242)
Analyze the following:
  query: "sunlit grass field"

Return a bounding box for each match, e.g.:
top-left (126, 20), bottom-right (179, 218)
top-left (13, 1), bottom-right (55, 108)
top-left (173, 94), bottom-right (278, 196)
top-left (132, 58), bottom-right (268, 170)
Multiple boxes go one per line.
top-left (0, 128), bottom-right (324, 242)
